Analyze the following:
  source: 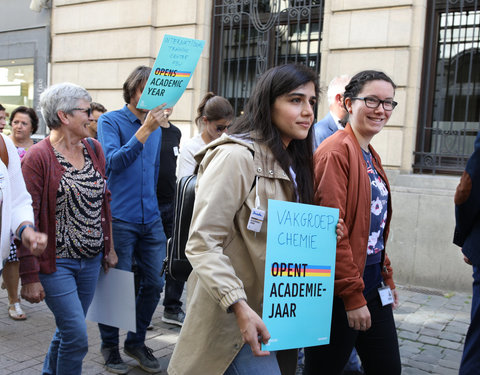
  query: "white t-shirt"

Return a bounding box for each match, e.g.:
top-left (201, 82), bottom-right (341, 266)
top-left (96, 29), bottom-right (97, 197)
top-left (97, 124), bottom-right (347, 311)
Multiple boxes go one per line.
top-left (176, 133), bottom-right (206, 179)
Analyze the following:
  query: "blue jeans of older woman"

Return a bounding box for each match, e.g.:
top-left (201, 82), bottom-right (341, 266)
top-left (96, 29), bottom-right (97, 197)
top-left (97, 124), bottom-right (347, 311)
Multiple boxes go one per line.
top-left (39, 253), bottom-right (102, 375)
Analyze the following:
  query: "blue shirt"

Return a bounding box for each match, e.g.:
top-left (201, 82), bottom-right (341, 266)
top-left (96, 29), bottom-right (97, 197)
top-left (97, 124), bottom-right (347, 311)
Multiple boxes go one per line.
top-left (98, 105), bottom-right (162, 224)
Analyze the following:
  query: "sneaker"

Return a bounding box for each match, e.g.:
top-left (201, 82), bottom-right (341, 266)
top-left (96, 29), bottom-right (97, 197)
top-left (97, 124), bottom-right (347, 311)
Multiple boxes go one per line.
top-left (161, 310), bottom-right (185, 327)
top-left (101, 345), bottom-right (129, 374)
top-left (124, 345), bottom-right (160, 373)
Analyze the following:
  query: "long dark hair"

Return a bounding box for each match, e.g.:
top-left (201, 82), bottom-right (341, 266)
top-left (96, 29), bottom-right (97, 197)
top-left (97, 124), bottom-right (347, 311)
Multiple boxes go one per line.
top-left (229, 64), bottom-right (319, 204)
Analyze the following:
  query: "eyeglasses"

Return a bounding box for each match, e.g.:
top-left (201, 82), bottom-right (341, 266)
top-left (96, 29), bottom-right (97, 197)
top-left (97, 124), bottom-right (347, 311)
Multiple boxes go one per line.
top-left (71, 107), bottom-right (92, 117)
top-left (216, 125), bottom-right (230, 132)
top-left (351, 97), bottom-right (398, 111)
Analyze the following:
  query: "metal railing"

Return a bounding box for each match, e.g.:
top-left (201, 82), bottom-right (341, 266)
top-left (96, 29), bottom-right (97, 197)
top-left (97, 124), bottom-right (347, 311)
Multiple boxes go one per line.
top-left (209, 0), bottom-right (324, 116)
top-left (415, 0), bottom-right (480, 174)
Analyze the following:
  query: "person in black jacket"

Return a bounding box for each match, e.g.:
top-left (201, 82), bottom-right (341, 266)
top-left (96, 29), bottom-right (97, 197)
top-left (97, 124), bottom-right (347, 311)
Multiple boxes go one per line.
top-left (454, 131), bottom-right (480, 375)
top-left (157, 107), bottom-right (185, 326)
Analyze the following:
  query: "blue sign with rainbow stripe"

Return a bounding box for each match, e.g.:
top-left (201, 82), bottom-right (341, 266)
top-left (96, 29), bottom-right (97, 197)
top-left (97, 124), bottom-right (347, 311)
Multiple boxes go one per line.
top-left (262, 199), bottom-right (338, 351)
top-left (137, 34), bottom-right (205, 110)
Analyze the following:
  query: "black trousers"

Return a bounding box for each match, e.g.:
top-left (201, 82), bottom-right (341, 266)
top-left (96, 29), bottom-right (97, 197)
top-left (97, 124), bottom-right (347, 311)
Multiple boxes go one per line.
top-left (304, 288), bottom-right (401, 375)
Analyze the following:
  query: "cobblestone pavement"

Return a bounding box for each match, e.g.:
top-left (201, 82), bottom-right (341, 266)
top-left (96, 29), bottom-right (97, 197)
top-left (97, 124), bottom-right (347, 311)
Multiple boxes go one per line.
top-left (0, 284), bottom-right (471, 374)
top-left (396, 286), bottom-right (470, 375)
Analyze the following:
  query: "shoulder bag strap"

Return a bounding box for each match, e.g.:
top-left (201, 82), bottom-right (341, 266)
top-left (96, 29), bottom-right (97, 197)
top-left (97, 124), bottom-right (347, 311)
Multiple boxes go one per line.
top-left (86, 137), bottom-right (97, 157)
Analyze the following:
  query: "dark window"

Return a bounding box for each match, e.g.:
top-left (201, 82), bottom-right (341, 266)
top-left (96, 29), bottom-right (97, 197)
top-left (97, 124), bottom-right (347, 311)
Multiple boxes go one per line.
top-left (415, 0), bottom-right (480, 174)
top-left (210, 0), bottom-right (324, 116)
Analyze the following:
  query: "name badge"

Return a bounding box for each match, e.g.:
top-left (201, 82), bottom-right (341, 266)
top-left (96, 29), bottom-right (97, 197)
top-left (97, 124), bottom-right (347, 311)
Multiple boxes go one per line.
top-left (247, 208), bottom-right (265, 232)
top-left (173, 146), bottom-right (179, 156)
top-left (378, 284), bottom-right (394, 306)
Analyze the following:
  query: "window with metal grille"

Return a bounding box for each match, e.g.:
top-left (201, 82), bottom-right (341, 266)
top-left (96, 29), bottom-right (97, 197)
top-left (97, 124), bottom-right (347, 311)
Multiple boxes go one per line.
top-left (415, 0), bottom-right (480, 174)
top-left (210, 0), bottom-right (324, 116)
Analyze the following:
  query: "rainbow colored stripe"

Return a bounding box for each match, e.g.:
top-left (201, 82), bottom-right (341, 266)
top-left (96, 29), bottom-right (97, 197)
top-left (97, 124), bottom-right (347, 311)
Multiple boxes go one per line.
top-left (270, 265), bottom-right (331, 277)
top-left (304, 266), bottom-right (331, 277)
top-left (175, 71), bottom-right (191, 77)
top-left (155, 71), bottom-right (191, 78)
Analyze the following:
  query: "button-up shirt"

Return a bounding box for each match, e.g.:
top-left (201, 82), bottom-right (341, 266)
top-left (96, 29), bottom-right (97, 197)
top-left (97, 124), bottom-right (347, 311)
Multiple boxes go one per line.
top-left (98, 105), bottom-right (162, 224)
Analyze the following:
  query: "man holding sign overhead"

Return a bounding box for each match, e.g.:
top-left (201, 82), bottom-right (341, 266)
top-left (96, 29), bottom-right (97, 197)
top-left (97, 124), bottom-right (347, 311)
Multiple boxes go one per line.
top-left (97, 65), bottom-right (169, 374)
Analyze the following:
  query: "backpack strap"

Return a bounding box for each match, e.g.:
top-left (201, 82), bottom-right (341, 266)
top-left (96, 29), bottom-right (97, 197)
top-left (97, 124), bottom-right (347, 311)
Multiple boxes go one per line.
top-left (85, 137), bottom-right (107, 176)
top-left (0, 135), bottom-right (9, 167)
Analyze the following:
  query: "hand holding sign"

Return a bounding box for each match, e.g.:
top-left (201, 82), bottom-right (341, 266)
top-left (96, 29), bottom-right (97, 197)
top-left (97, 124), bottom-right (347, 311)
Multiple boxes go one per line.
top-left (336, 218), bottom-right (346, 241)
top-left (231, 300), bottom-right (271, 357)
top-left (136, 103), bottom-right (169, 144)
top-left (144, 103), bottom-right (170, 130)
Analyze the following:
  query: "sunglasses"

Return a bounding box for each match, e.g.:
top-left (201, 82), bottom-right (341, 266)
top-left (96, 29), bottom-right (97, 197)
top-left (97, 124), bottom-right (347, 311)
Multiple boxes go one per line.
top-left (216, 125), bottom-right (230, 132)
top-left (71, 107), bottom-right (92, 117)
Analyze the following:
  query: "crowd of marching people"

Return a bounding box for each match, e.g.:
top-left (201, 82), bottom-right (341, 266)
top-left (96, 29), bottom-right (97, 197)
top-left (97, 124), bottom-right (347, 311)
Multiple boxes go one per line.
top-left (1, 62), bottom-right (479, 375)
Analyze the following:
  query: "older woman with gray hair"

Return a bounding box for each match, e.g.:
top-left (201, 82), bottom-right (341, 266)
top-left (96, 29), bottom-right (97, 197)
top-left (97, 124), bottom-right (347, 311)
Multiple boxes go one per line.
top-left (18, 82), bottom-right (118, 375)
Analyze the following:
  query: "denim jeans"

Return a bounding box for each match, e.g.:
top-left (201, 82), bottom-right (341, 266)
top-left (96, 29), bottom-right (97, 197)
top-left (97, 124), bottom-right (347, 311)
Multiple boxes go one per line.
top-left (460, 265), bottom-right (480, 374)
top-left (159, 202), bottom-right (184, 314)
top-left (224, 344), bottom-right (280, 375)
top-left (99, 217), bottom-right (166, 348)
top-left (39, 253), bottom-right (102, 375)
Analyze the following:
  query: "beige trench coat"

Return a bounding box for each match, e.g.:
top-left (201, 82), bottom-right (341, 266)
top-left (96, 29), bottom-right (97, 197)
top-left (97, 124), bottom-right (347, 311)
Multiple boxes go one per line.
top-left (168, 135), bottom-right (297, 375)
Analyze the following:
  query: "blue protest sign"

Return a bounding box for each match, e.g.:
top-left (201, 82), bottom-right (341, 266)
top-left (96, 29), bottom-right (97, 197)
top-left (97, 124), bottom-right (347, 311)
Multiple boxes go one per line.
top-left (137, 34), bottom-right (205, 110)
top-left (261, 199), bottom-right (338, 351)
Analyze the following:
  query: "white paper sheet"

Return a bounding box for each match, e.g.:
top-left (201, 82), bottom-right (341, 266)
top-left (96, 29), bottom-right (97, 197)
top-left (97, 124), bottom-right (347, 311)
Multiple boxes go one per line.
top-left (86, 268), bottom-right (136, 333)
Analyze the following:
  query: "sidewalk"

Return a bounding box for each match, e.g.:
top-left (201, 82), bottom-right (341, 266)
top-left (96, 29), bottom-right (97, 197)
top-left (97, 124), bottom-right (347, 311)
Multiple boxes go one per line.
top-left (0, 284), bottom-right (471, 374)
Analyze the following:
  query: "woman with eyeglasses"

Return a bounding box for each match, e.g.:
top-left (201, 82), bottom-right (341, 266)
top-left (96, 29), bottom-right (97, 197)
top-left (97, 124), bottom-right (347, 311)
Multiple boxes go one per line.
top-left (18, 83), bottom-right (118, 374)
top-left (176, 92), bottom-right (234, 178)
top-left (304, 70), bottom-right (401, 375)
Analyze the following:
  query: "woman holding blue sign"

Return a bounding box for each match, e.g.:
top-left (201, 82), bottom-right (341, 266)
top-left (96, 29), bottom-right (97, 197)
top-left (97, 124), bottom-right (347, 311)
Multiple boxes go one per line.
top-left (168, 64), bottom-right (344, 375)
top-left (305, 71), bottom-right (401, 375)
